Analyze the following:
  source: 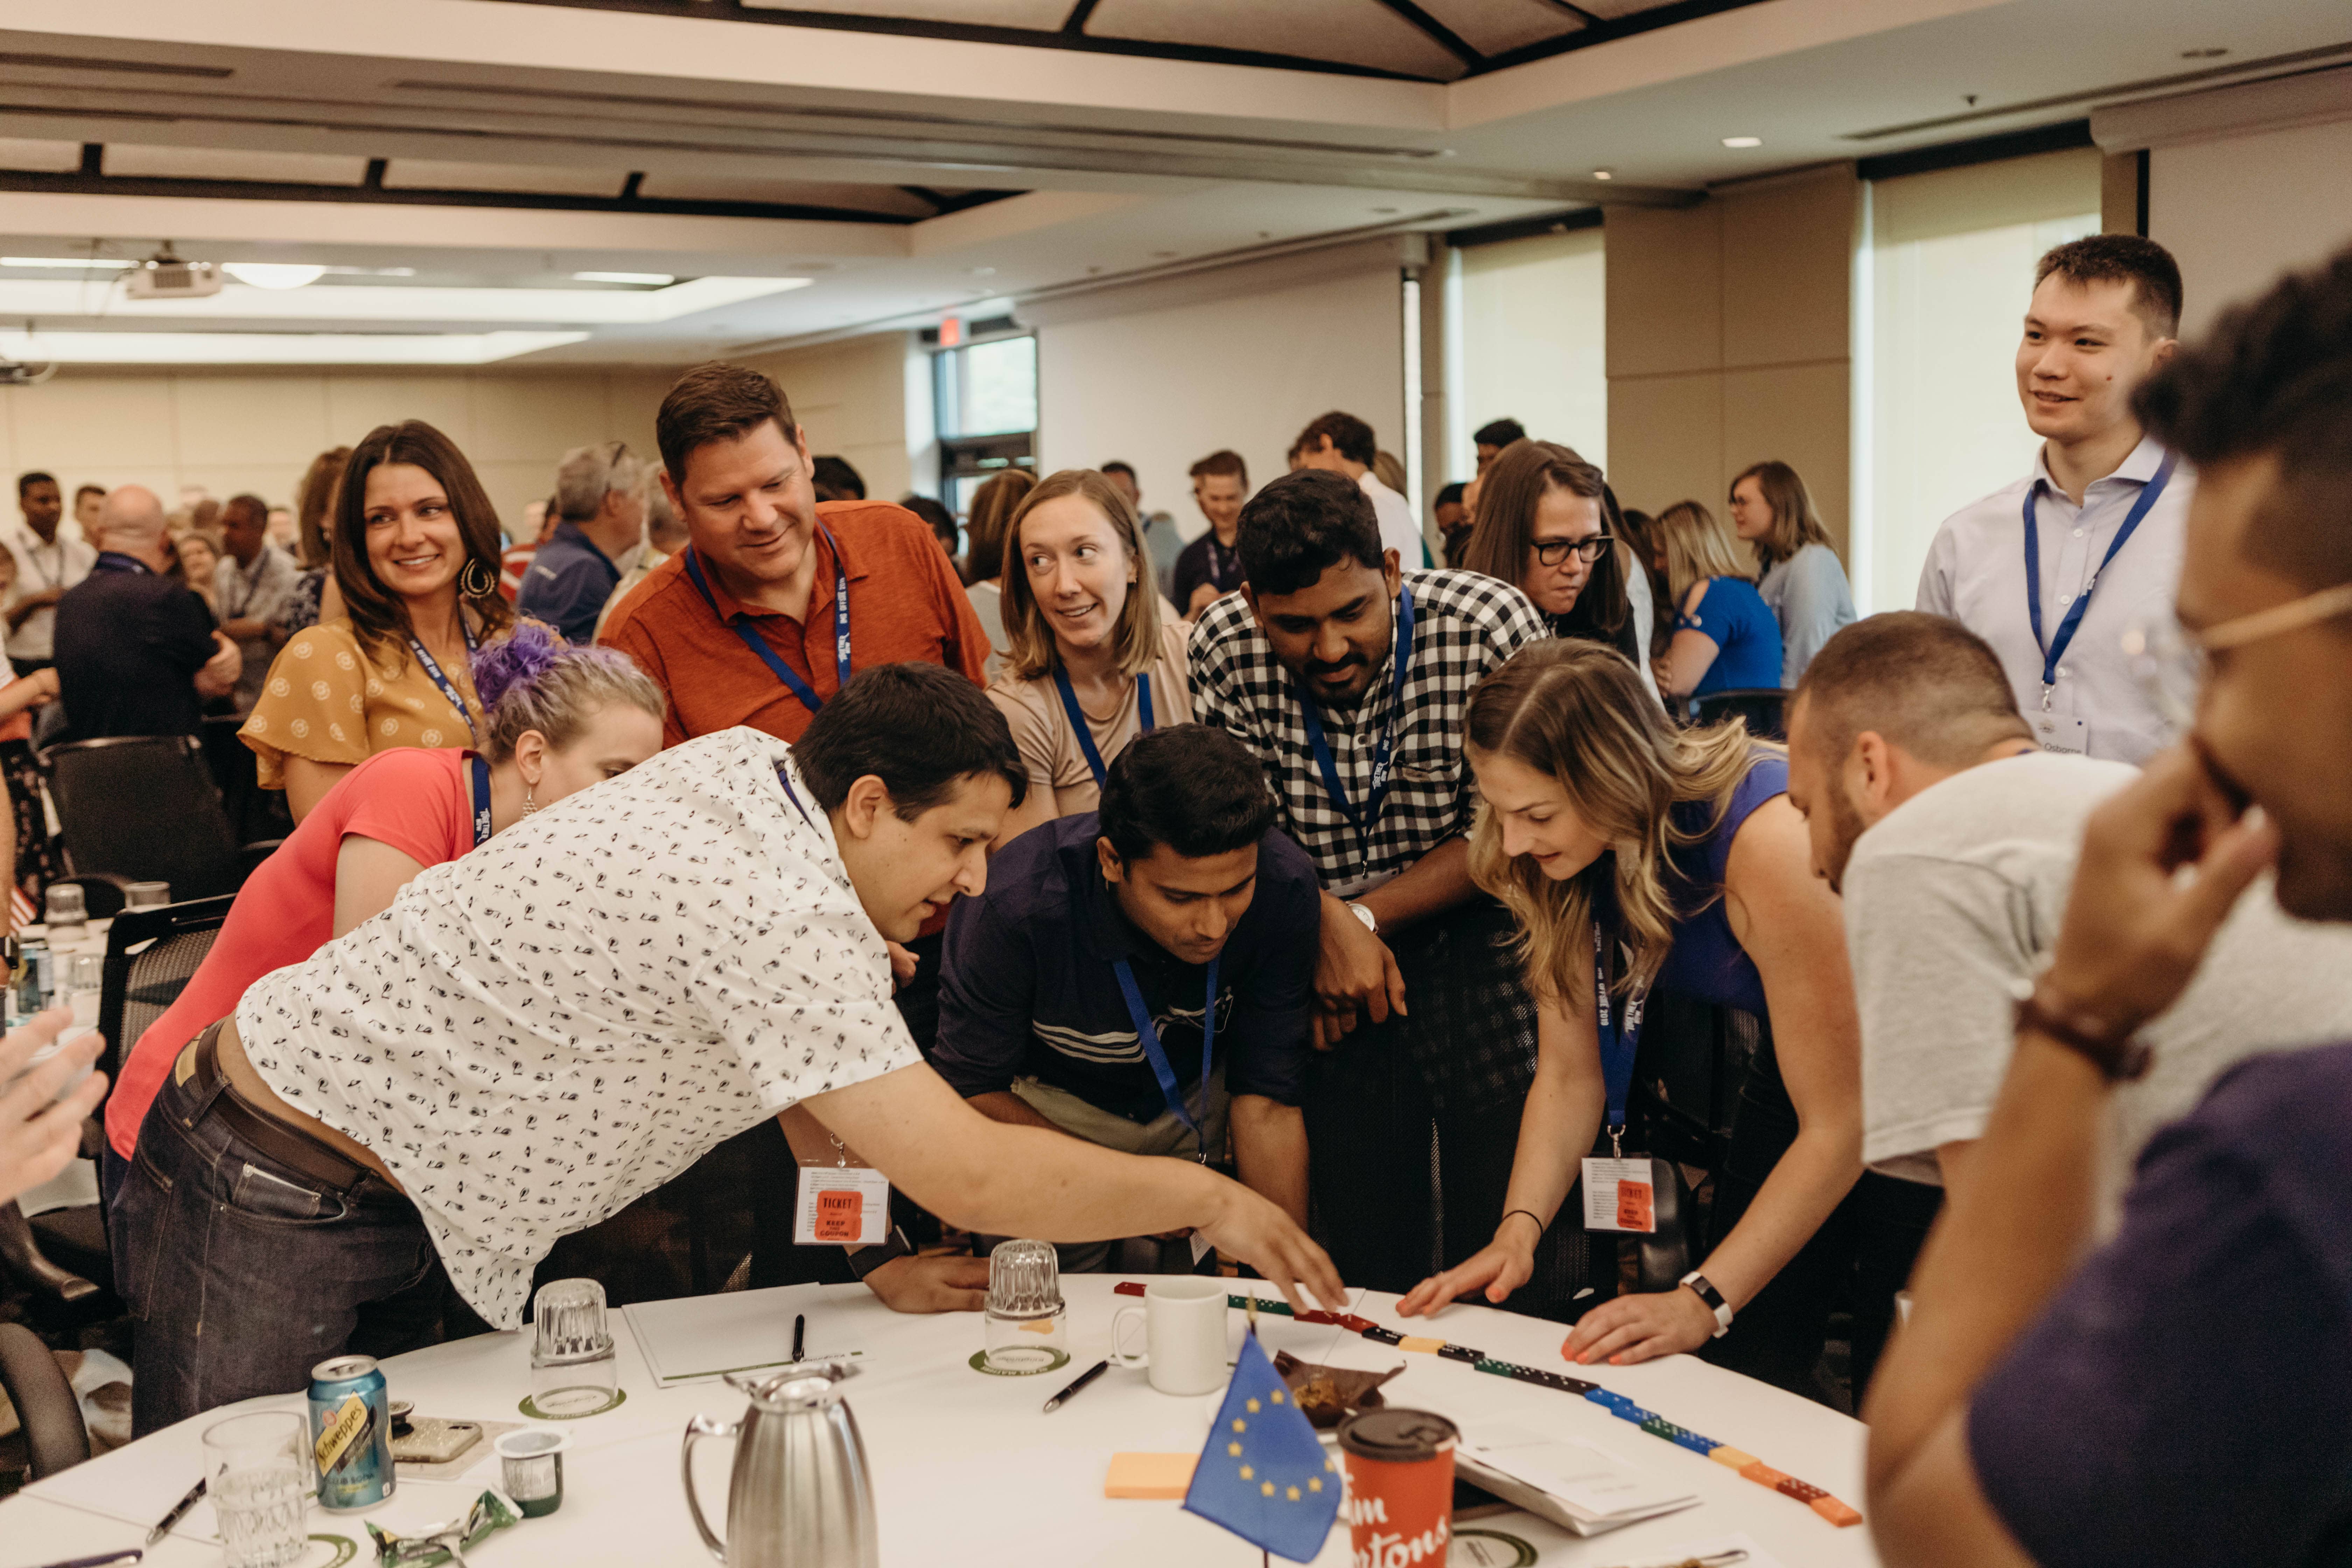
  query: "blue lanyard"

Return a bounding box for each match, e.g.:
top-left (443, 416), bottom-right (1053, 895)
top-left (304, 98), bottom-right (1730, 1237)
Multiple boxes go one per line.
top-left (93, 551), bottom-right (152, 575)
top-left (2022, 452), bottom-right (2177, 703)
top-left (774, 763), bottom-right (819, 832)
top-left (1053, 665), bottom-right (1155, 790)
top-left (1298, 584), bottom-right (1416, 838)
top-left (1110, 953), bottom-right (1219, 1146)
top-left (682, 530), bottom-right (851, 716)
top-left (467, 753), bottom-right (493, 848)
top-left (1593, 920), bottom-right (1648, 1155)
top-left (408, 618), bottom-right (480, 744)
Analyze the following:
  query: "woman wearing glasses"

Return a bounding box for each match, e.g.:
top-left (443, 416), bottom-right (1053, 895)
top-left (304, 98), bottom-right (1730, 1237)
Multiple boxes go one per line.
top-left (1462, 440), bottom-right (1661, 705)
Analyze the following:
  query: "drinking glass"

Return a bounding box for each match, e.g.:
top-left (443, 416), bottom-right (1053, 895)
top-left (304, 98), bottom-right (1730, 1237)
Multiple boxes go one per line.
top-left (41, 883), bottom-right (85, 931)
top-left (530, 1278), bottom-right (618, 1416)
top-left (202, 1410), bottom-right (309, 1568)
top-left (123, 881), bottom-right (172, 910)
top-left (982, 1238), bottom-right (1067, 1373)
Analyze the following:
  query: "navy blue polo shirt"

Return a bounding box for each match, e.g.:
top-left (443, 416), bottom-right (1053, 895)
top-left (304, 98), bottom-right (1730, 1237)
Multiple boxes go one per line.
top-left (514, 521), bottom-right (622, 644)
top-left (934, 812), bottom-right (1320, 1122)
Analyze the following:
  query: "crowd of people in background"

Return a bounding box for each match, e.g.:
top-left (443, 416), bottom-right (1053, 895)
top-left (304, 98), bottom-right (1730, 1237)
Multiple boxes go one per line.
top-left (6, 227), bottom-right (2352, 1563)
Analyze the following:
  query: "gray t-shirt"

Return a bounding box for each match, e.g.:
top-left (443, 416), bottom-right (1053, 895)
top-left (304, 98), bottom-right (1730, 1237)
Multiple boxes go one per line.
top-left (1846, 750), bottom-right (2352, 1231)
top-left (1757, 540), bottom-right (1855, 687)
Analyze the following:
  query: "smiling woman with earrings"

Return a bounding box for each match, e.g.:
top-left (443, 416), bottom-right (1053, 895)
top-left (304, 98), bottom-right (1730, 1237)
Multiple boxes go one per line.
top-left (242, 420), bottom-right (519, 822)
top-left (984, 468), bottom-right (1193, 850)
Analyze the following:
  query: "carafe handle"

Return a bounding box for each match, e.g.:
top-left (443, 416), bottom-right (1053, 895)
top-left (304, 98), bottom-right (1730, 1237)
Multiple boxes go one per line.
top-left (681, 1413), bottom-right (740, 1563)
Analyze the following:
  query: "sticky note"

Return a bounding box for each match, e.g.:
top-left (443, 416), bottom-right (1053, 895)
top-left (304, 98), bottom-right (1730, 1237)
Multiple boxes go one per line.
top-left (1397, 1336), bottom-right (1446, 1354)
top-left (1812, 1496), bottom-right (1865, 1528)
top-left (1106, 1453), bottom-right (1197, 1499)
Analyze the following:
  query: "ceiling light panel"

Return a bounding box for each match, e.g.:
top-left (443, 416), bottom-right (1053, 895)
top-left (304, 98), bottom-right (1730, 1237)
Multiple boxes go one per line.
top-left (101, 145), bottom-right (371, 184)
top-left (379, 160), bottom-right (631, 198)
top-left (0, 329), bottom-right (587, 365)
top-left (0, 275), bottom-right (808, 324)
top-left (0, 138), bottom-right (84, 174)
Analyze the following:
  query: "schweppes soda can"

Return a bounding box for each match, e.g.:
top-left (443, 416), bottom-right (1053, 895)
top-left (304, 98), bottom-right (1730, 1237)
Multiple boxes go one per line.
top-left (309, 1354), bottom-right (393, 1510)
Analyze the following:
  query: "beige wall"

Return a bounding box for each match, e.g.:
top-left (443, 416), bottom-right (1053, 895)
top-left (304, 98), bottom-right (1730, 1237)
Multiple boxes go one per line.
top-left (738, 332), bottom-right (923, 503)
top-left (0, 366), bottom-right (674, 544)
top-left (1605, 167), bottom-right (1857, 556)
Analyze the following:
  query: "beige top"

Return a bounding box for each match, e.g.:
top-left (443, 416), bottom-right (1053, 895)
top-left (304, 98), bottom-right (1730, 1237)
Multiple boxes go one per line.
top-left (240, 618), bottom-right (486, 790)
top-left (987, 619), bottom-right (1194, 819)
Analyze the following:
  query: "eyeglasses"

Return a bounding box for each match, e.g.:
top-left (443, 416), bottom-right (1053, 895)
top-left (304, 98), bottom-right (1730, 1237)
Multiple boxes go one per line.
top-left (1533, 533), bottom-right (1615, 568)
top-left (2124, 580), bottom-right (2352, 733)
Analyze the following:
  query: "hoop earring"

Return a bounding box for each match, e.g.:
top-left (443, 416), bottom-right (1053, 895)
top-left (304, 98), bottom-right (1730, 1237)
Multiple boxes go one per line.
top-left (457, 557), bottom-right (498, 598)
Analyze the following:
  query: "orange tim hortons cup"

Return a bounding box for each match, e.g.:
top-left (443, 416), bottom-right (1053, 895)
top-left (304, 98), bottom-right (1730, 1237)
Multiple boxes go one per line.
top-left (1336, 1408), bottom-right (1460, 1568)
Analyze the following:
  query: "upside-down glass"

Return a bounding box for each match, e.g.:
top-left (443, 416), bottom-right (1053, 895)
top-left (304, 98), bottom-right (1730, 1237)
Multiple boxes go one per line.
top-left (982, 1238), bottom-right (1068, 1373)
top-left (202, 1410), bottom-right (310, 1568)
top-left (530, 1278), bottom-right (619, 1416)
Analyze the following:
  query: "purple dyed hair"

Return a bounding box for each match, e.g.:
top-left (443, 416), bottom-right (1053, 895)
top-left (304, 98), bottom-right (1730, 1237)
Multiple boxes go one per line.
top-left (467, 620), bottom-right (665, 763)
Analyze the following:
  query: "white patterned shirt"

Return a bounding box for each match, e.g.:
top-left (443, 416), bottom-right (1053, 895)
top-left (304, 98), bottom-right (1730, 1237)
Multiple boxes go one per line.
top-left (1188, 568), bottom-right (1546, 898)
top-left (238, 726), bottom-right (920, 1326)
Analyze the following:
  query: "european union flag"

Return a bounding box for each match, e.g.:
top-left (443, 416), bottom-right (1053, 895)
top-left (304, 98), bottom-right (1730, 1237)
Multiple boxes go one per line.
top-left (1183, 1332), bottom-right (1343, 1562)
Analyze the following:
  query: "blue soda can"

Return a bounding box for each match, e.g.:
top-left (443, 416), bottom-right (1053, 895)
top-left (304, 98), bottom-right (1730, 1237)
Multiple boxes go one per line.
top-left (309, 1354), bottom-right (394, 1510)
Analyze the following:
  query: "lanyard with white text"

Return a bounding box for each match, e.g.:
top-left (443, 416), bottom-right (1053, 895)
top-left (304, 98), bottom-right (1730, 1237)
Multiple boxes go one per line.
top-left (1298, 583), bottom-right (1416, 845)
top-left (92, 551), bottom-right (150, 576)
top-left (1055, 665), bottom-right (1155, 790)
top-left (682, 531), bottom-right (850, 716)
top-left (408, 618), bottom-right (480, 744)
top-left (2022, 452), bottom-right (2177, 707)
top-left (1593, 920), bottom-right (1648, 1157)
top-left (467, 753), bottom-right (493, 848)
top-left (1110, 953), bottom-right (1219, 1147)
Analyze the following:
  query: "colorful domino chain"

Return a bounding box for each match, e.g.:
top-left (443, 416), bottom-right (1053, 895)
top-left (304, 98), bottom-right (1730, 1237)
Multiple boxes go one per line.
top-left (1114, 1282), bottom-right (1863, 1529)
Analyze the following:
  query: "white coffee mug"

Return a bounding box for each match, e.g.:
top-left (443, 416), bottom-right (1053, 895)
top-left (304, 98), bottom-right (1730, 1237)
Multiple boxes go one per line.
top-left (1109, 1277), bottom-right (1229, 1395)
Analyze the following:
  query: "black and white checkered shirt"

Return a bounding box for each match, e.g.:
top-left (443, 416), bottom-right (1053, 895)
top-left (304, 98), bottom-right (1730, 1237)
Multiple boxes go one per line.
top-left (1188, 569), bottom-right (1547, 896)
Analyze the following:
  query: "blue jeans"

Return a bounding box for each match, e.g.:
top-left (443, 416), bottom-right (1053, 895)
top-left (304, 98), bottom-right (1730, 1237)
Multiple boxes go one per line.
top-left (111, 1053), bottom-right (481, 1436)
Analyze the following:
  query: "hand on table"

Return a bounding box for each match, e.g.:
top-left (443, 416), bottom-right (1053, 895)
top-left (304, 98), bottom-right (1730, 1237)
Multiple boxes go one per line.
top-left (864, 1253), bottom-right (990, 1314)
top-left (1196, 1182), bottom-right (1345, 1316)
top-left (1561, 1285), bottom-right (1718, 1367)
top-left (2042, 744), bottom-right (2277, 1038)
top-left (1397, 1230), bottom-right (1535, 1317)
top-left (1313, 895), bottom-right (1405, 1050)
top-left (0, 1010), bottom-right (105, 1207)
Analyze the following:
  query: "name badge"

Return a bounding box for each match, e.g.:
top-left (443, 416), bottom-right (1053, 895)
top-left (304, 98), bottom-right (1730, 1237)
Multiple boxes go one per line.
top-left (1580, 1156), bottom-right (1656, 1234)
top-left (792, 1165), bottom-right (891, 1246)
top-left (2033, 714), bottom-right (2090, 756)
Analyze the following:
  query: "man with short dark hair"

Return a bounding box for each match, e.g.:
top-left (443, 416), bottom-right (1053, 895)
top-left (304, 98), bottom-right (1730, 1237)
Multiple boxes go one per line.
top-left (1432, 481), bottom-right (1470, 566)
top-left (602, 362), bottom-right (988, 747)
top-left (811, 455), bottom-right (866, 503)
top-left (6, 471), bottom-right (95, 678)
top-left (935, 723), bottom-right (1317, 1269)
top-left (1472, 419), bottom-right (1525, 474)
top-left (1173, 450), bottom-right (1249, 620)
top-left (1190, 468), bottom-right (1556, 1300)
top-left (1917, 234), bottom-right (2191, 763)
top-left (71, 484), bottom-right (104, 537)
top-left (1293, 411), bottom-right (1424, 567)
top-left (520, 441), bottom-right (647, 643)
top-left (54, 485), bottom-right (239, 740)
top-left (114, 662), bottom-right (1344, 1434)
top-left (1102, 460), bottom-right (1181, 603)
top-left (1867, 245), bottom-right (2352, 1567)
top-left (212, 491), bottom-right (298, 711)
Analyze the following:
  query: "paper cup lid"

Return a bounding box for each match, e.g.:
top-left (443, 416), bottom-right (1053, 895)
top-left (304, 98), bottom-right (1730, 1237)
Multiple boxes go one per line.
top-left (1337, 1408), bottom-right (1459, 1462)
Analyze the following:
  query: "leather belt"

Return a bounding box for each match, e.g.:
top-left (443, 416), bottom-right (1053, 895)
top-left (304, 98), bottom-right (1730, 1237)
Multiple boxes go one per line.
top-left (183, 1020), bottom-right (372, 1194)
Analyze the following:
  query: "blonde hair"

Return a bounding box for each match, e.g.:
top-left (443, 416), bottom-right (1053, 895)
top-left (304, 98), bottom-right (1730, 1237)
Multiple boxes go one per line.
top-left (1654, 499), bottom-right (1754, 608)
top-left (1465, 640), bottom-right (1764, 1003)
top-left (1730, 460), bottom-right (1832, 568)
top-left (1001, 469), bottom-right (1163, 681)
top-left (965, 469), bottom-right (1035, 587)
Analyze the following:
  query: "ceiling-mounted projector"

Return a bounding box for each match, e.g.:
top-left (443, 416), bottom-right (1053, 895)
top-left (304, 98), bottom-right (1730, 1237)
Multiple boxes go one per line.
top-left (124, 243), bottom-right (221, 300)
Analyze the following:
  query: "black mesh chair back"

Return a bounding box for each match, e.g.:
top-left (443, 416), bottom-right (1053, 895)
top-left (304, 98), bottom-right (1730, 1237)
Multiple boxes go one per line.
top-left (0, 1323), bottom-right (88, 1477)
top-left (47, 735), bottom-right (244, 902)
top-left (1688, 688), bottom-right (1789, 740)
top-left (97, 895), bottom-right (236, 1094)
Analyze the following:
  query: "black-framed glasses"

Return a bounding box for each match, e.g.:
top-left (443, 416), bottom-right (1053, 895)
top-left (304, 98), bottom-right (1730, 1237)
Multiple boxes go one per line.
top-left (1533, 533), bottom-right (1614, 568)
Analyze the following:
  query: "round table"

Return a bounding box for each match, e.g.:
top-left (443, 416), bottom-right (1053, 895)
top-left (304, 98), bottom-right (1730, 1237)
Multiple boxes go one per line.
top-left (2, 1277), bottom-right (1881, 1567)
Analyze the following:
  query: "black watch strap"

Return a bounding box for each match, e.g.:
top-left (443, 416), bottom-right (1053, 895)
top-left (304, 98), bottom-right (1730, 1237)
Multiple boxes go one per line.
top-left (844, 1224), bottom-right (914, 1281)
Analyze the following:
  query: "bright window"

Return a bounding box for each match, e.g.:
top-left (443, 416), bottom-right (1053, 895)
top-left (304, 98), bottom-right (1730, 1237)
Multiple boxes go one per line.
top-left (1447, 225), bottom-right (1608, 482)
top-left (934, 332), bottom-right (1037, 517)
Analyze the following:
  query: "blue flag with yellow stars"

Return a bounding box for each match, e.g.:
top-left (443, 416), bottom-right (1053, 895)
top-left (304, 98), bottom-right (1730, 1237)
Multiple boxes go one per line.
top-left (1184, 1331), bottom-right (1342, 1562)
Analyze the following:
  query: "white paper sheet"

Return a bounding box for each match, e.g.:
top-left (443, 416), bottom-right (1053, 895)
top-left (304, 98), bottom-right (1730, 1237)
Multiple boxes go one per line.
top-left (622, 1285), bottom-right (868, 1387)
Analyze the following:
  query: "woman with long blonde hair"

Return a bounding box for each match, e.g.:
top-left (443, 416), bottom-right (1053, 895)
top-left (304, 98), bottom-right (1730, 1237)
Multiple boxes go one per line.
top-left (1650, 499), bottom-right (1783, 706)
top-left (985, 468), bottom-right (1191, 847)
top-left (1396, 640), bottom-right (1909, 1403)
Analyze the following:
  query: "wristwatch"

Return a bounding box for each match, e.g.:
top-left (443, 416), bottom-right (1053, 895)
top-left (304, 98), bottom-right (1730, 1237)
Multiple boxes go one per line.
top-left (1348, 902), bottom-right (1379, 936)
top-left (1679, 1270), bottom-right (1734, 1338)
top-left (844, 1224), bottom-right (915, 1282)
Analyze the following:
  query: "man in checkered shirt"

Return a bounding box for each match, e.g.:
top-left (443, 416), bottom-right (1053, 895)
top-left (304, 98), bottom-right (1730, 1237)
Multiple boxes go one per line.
top-left (1189, 469), bottom-right (1585, 1309)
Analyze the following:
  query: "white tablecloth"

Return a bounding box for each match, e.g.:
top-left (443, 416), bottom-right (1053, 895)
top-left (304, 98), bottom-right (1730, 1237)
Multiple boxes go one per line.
top-left (2, 1277), bottom-right (1881, 1566)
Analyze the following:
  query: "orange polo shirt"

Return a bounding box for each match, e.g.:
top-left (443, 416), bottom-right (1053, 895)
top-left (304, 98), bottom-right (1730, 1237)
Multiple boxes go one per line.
top-left (602, 498), bottom-right (988, 746)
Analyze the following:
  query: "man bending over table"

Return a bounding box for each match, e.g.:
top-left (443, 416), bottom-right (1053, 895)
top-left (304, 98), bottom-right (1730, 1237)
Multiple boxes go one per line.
top-left (933, 723), bottom-right (1316, 1271)
top-left (115, 662), bottom-right (1341, 1435)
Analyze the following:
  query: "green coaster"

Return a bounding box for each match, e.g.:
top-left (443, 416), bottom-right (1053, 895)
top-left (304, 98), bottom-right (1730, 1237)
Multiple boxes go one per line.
top-left (518, 1386), bottom-right (627, 1420)
top-left (1450, 1529), bottom-right (1537, 1567)
top-left (304, 1534), bottom-right (359, 1568)
top-left (967, 1348), bottom-right (1070, 1378)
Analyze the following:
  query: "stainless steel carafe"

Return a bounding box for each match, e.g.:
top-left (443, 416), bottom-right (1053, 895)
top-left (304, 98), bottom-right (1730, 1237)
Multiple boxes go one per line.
top-left (682, 1359), bottom-right (880, 1567)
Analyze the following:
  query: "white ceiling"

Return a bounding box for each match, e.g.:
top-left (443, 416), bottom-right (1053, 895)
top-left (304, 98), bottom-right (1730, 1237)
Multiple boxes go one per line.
top-left (0, 0), bottom-right (2341, 366)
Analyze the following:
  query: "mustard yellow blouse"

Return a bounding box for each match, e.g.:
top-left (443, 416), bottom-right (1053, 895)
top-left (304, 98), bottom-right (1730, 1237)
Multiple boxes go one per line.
top-left (240, 620), bottom-right (485, 790)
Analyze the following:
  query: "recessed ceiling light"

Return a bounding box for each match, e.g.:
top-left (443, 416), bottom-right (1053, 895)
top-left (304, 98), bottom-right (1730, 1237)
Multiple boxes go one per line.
top-left (2180, 46), bottom-right (2228, 58)
top-left (1721, 136), bottom-right (1763, 149)
top-left (1592, 169), bottom-right (1615, 181)
top-left (1, 256), bottom-right (131, 269)
top-left (222, 262), bottom-right (325, 290)
top-left (967, 266), bottom-right (996, 277)
top-left (571, 271), bottom-right (674, 286)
